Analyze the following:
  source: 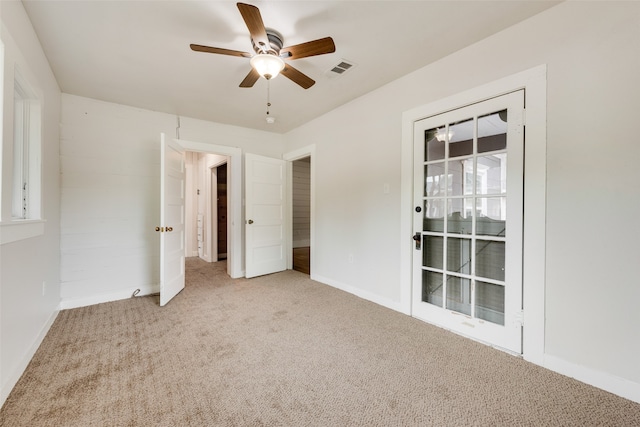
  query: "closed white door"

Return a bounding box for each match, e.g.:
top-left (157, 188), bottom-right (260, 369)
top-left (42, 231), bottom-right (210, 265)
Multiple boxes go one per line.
top-left (412, 91), bottom-right (524, 353)
top-left (245, 153), bottom-right (287, 278)
top-left (160, 134), bottom-right (185, 306)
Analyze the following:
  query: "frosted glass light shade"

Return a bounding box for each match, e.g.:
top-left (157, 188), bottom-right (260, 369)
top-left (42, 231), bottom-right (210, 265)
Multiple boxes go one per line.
top-left (250, 54), bottom-right (285, 80)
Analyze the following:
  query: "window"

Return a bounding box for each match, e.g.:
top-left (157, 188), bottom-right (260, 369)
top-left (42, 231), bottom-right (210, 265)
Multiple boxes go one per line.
top-left (0, 60), bottom-right (44, 245)
top-left (11, 66), bottom-right (41, 220)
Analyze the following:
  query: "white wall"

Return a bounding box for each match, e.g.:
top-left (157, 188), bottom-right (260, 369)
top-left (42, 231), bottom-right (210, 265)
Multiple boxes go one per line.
top-left (59, 95), bottom-right (285, 308)
top-left (0, 0), bottom-right (61, 404)
top-left (284, 1), bottom-right (640, 401)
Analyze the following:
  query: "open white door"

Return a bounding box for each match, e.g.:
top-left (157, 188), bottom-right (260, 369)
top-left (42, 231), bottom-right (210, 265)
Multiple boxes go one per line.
top-left (160, 133), bottom-right (186, 306)
top-left (245, 153), bottom-right (287, 278)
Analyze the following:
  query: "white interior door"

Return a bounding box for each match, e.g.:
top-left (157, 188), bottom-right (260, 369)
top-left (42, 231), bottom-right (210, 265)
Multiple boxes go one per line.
top-left (245, 153), bottom-right (287, 278)
top-left (160, 133), bottom-right (186, 306)
top-left (412, 91), bottom-right (524, 353)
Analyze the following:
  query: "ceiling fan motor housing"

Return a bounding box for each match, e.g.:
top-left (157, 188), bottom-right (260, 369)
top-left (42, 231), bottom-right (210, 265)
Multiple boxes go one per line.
top-left (252, 28), bottom-right (284, 55)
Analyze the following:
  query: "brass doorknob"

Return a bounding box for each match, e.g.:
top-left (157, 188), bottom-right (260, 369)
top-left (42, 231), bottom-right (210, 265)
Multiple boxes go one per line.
top-left (248, 219), bottom-right (254, 224)
top-left (166, 227), bottom-right (173, 232)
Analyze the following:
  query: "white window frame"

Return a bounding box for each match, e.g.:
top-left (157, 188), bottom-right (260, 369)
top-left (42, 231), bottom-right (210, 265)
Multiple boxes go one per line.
top-left (1, 61), bottom-right (45, 245)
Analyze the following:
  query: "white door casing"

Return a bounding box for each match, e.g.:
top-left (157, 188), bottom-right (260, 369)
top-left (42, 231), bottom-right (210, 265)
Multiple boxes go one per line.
top-left (412, 91), bottom-right (524, 353)
top-left (245, 153), bottom-right (287, 278)
top-left (160, 134), bottom-right (186, 306)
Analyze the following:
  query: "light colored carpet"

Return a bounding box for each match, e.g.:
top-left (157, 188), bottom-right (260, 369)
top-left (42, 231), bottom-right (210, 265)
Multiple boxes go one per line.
top-left (1, 258), bottom-right (639, 426)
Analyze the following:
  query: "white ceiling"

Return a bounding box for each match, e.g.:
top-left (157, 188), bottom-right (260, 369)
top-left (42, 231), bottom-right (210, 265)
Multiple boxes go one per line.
top-left (22, 1), bottom-right (559, 133)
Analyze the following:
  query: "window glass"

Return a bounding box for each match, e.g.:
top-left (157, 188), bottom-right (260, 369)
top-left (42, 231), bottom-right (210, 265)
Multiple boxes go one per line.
top-left (11, 67), bottom-right (42, 220)
top-left (478, 110), bottom-right (507, 153)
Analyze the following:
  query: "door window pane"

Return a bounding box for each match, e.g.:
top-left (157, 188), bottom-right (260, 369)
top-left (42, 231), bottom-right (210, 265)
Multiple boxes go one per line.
top-left (447, 237), bottom-right (471, 275)
top-left (425, 128), bottom-right (445, 161)
top-left (449, 119), bottom-right (473, 157)
top-left (475, 281), bottom-right (505, 325)
top-left (475, 241), bottom-right (505, 281)
top-left (447, 198), bottom-right (472, 235)
top-left (476, 153), bottom-right (506, 195)
top-left (448, 157), bottom-right (473, 196)
top-left (478, 110), bottom-right (507, 153)
top-left (423, 236), bottom-right (443, 269)
top-left (422, 271), bottom-right (443, 306)
top-left (446, 276), bottom-right (471, 315)
top-left (423, 199), bottom-right (444, 232)
top-left (425, 163), bottom-right (445, 196)
top-left (476, 198), bottom-right (506, 237)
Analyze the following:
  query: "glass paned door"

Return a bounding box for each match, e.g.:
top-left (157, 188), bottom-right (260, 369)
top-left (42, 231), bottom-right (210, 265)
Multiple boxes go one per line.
top-left (412, 91), bottom-right (524, 353)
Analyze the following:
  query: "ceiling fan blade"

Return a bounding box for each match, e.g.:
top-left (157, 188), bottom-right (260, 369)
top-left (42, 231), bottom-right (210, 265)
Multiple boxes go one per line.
top-left (239, 68), bottom-right (260, 88)
top-left (281, 64), bottom-right (315, 89)
top-left (237, 3), bottom-right (270, 53)
top-left (280, 37), bottom-right (336, 60)
top-left (190, 44), bottom-right (252, 58)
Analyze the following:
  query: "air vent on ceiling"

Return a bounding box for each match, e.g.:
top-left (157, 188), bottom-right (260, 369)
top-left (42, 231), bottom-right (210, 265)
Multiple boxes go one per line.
top-left (326, 59), bottom-right (356, 77)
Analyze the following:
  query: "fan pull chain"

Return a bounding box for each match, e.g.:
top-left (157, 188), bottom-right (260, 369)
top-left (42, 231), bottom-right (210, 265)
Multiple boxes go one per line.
top-left (265, 80), bottom-right (275, 124)
top-left (266, 79), bottom-right (271, 116)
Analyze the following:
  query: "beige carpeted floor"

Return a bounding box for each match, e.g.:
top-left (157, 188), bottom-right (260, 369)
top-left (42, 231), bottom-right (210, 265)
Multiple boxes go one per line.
top-left (1, 258), bottom-right (639, 426)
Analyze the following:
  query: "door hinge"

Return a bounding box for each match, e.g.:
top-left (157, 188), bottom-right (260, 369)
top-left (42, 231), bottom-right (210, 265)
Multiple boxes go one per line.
top-left (514, 310), bottom-right (524, 327)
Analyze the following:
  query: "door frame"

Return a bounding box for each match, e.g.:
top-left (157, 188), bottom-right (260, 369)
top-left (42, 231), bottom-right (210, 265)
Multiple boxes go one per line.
top-left (401, 65), bottom-right (547, 365)
top-left (177, 139), bottom-right (243, 278)
top-left (284, 145), bottom-right (315, 278)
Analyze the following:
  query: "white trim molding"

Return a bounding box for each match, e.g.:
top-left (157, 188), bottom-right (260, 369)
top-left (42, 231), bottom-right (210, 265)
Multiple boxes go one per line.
top-left (175, 139), bottom-right (243, 279)
top-left (0, 219), bottom-right (45, 245)
top-left (314, 274), bottom-right (405, 314)
top-left (59, 284), bottom-right (160, 310)
top-left (544, 355), bottom-right (640, 404)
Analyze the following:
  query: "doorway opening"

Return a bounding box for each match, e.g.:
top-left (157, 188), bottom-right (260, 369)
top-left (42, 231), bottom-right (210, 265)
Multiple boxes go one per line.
top-left (185, 151), bottom-right (229, 266)
top-left (292, 156), bottom-right (311, 274)
top-left (216, 163), bottom-right (228, 261)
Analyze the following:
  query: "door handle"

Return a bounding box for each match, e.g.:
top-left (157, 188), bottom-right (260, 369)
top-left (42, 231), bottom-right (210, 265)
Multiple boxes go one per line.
top-left (248, 219), bottom-right (254, 224)
top-left (413, 232), bottom-right (421, 250)
top-left (166, 227), bottom-right (173, 232)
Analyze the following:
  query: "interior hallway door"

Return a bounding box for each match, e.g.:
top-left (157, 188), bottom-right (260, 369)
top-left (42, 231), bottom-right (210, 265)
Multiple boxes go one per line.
top-left (159, 134), bottom-right (185, 306)
top-left (245, 153), bottom-right (287, 278)
top-left (412, 91), bottom-right (524, 353)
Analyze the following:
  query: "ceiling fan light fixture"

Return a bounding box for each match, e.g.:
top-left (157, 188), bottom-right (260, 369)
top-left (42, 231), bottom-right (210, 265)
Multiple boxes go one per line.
top-left (250, 54), bottom-right (285, 80)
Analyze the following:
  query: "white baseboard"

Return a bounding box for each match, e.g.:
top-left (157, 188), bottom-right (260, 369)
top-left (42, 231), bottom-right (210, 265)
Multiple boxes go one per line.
top-left (312, 274), bottom-right (406, 314)
top-left (59, 284), bottom-right (160, 310)
top-left (1, 309), bottom-right (59, 407)
top-left (544, 354), bottom-right (640, 404)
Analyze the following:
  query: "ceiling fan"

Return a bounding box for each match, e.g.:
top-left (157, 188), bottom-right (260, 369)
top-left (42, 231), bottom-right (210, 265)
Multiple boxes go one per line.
top-left (190, 2), bottom-right (336, 89)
